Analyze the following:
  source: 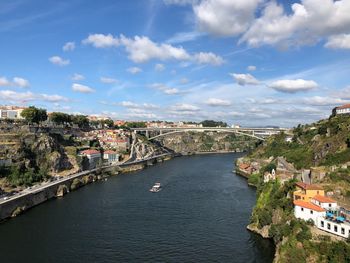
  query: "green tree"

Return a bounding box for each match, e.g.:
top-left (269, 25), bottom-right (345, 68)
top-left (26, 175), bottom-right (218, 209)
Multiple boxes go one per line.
top-left (21, 106), bottom-right (48, 124)
top-left (50, 112), bottom-right (72, 125)
top-left (72, 115), bottom-right (89, 128)
top-left (200, 120), bottom-right (228, 127)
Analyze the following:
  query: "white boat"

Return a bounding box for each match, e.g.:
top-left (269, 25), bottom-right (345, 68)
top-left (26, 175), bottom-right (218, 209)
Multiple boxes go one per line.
top-left (149, 182), bottom-right (161, 192)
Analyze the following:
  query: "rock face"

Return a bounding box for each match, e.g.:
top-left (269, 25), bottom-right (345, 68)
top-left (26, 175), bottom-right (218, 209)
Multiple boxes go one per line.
top-left (56, 185), bottom-right (69, 197)
top-left (11, 206), bottom-right (26, 217)
top-left (70, 178), bottom-right (83, 190)
top-left (156, 132), bottom-right (257, 153)
top-left (247, 223), bottom-right (270, 238)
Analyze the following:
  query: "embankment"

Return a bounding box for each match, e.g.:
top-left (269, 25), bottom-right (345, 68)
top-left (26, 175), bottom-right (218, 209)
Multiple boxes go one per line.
top-left (0, 154), bottom-right (173, 222)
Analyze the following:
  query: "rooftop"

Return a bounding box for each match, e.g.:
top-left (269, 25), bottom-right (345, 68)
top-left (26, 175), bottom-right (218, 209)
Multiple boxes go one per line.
top-left (295, 182), bottom-right (323, 191)
top-left (336, 104), bottom-right (350, 109)
top-left (80, 149), bottom-right (100, 155)
top-left (312, 195), bottom-right (336, 203)
top-left (294, 200), bottom-right (325, 212)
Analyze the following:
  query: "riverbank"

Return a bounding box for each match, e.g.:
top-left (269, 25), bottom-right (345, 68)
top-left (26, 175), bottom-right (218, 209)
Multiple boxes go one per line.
top-left (0, 153), bottom-right (175, 223)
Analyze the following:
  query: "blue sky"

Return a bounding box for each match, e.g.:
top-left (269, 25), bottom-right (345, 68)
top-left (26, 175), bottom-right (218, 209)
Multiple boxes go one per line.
top-left (1, 0), bottom-right (350, 127)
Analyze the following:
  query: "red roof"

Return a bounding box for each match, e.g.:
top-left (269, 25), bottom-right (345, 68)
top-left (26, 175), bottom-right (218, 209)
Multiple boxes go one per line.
top-left (81, 149), bottom-right (100, 155)
top-left (104, 150), bottom-right (118, 154)
top-left (239, 163), bottom-right (250, 170)
top-left (295, 182), bottom-right (323, 190)
top-left (337, 104), bottom-right (350, 109)
top-left (293, 200), bottom-right (325, 212)
top-left (312, 195), bottom-right (336, 203)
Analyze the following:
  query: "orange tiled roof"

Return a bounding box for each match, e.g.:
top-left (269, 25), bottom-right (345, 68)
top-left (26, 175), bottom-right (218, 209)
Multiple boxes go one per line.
top-left (337, 104), bottom-right (350, 109)
top-left (295, 182), bottom-right (323, 190)
top-left (239, 163), bottom-right (250, 170)
top-left (293, 200), bottom-right (325, 212)
top-left (312, 195), bottom-right (336, 203)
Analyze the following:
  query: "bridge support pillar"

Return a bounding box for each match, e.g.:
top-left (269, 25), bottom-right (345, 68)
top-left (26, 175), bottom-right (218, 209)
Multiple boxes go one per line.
top-left (145, 130), bottom-right (149, 139)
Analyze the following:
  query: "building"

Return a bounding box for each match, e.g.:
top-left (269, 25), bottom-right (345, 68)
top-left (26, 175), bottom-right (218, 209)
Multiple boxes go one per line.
top-left (293, 182), bottom-right (325, 202)
top-left (0, 106), bottom-right (25, 119)
top-left (103, 150), bottom-right (119, 164)
top-left (332, 104), bottom-right (350, 116)
top-left (294, 199), bottom-right (326, 222)
top-left (79, 149), bottom-right (101, 169)
top-left (293, 183), bottom-right (350, 239)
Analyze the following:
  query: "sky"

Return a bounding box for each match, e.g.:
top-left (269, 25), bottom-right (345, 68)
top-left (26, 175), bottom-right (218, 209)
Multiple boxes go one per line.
top-left (0, 0), bottom-right (350, 127)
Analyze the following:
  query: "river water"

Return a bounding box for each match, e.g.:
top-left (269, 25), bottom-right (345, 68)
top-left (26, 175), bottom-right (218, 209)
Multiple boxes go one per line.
top-left (0, 153), bottom-right (274, 263)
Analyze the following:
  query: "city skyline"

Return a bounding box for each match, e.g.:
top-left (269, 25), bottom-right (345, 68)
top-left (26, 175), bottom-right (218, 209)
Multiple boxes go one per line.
top-left (1, 0), bottom-right (350, 127)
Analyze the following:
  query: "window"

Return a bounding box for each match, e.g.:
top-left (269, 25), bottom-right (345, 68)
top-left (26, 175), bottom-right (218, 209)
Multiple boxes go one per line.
top-left (341, 228), bottom-right (345, 235)
top-left (327, 223), bottom-right (331, 230)
top-left (310, 210), bottom-right (313, 214)
top-left (321, 221), bottom-right (324, 227)
top-left (301, 207), bottom-right (304, 211)
top-left (317, 191), bottom-right (319, 194)
top-left (334, 225), bottom-right (338, 232)
top-left (329, 204), bottom-right (331, 207)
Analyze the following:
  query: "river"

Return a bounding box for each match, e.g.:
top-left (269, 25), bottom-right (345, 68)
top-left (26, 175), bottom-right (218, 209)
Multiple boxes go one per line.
top-left (0, 153), bottom-right (274, 263)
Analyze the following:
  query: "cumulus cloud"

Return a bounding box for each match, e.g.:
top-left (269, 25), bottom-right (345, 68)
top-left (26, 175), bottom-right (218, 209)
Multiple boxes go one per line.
top-left (205, 98), bottom-right (231, 107)
top-left (0, 76), bottom-right (30, 88)
top-left (63, 41), bottom-right (75, 51)
top-left (325, 34), bottom-right (350, 49)
top-left (120, 35), bottom-right (191, 63)
top-left (151, 83), bottom-right (184, 95)
top-left (83, 34), bottom-right (224, 66)
top-left (230, 73), bottom-right (259, 85)
top-left (82, 34), bottom-right (119, 48)
top-left (194, 0), bottom-right (262, 36)
top-left (0, 90), bottom-right (68, 103)
top-left (170, 103), bottom-right (200, 111)
top-left (72, 83), bottom-right (95, 93)
top-left (240, 0), bottom-right (350, 48)
top-left (100, 77), bottom-right (118, 84)
top-left (155, 63), bottom-right (165, 72)
top-left (247, 65), bottom-right (256, 71)
top-left (268, 79), bottom-right (318, 93)
top-left (127, 67), bottom-right (142, 74)
top-left (303, 96), bottom-right (350, 106)
top-left (118, 101), bottom-right (158, 109)
top-left (71, 73), bottom-right (85, 81)
top-left (193, 52), bottom-right (224, 65)
top-left (49, 56), bottom-right (70, 66)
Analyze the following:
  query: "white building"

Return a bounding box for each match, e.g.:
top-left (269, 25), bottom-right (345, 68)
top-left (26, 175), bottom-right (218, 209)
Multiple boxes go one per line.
top-left (294, 200), bottom-right (326, 223)
top-left (0, 106), bottom-right (25, 119)
top-left (79, 149), bottom-right (101, 169)
top-left (294, 197), bottom-right (350, 239)
top-left (333, 104), bottom-right (350, 115)
top-left (103, 150), bottom-right (119, 164)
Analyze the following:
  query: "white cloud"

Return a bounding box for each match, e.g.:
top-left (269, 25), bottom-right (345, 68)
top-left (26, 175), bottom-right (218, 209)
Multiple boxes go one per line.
top-left (127, 67), bottom-right (142, 74)
top-left (205, 98), bottom-right (231, 106)
top-left (100, 77), bottom-right (118, 84)
top-left (155, 63), bottom-right (165, 72)
top-left (193, 52), bottom-right (224, 66)
top-left (193, 0), bottom-right (262, 36)
top-left (247, 65), bottom-right (256, 71)
top-left (268, 79), bottom-right (318, 93)
top-left (120, 35), bottom-right (191, 63)
top-left (63, 41), bottom-right (75, 51)
top-left (240, 0), bottom-right (350, 48)
top-left (0, 76), bottom-right (30, 88)
top-left (171, 103), bottom-right (200, 111)
top-left (71, 73), bottom-right (85, 81)
top-left (0, 90), bottom-right (69, 103)
top-left (325, 34), bottom-right (350, 49)
top-left (117, 101), bottom-right (158, 109)
top-left (230, 73), bottom-right (259, 85)
top-left (82, 34), bottom-right (119, 48)
top-left (166, 31), bottom-right (204, 44)
top-left (163, 0), bottom-right (198, 5)
top-left (303, 96), bottom-right (350, 106)
top-left (72, 83), bottom-right (95, 93)
top-left (151, 83), bottom-right (184, 95)
top-left (49, 56), bottom-right (70, 66)
top-left (180, 78), bottom-right (189, 84)
top-left (12, 77), bottom-right (30, 88)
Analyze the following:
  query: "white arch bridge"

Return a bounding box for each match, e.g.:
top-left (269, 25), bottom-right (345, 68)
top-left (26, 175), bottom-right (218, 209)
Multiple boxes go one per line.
top-left (131, 127), bottom-right (291, 141)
